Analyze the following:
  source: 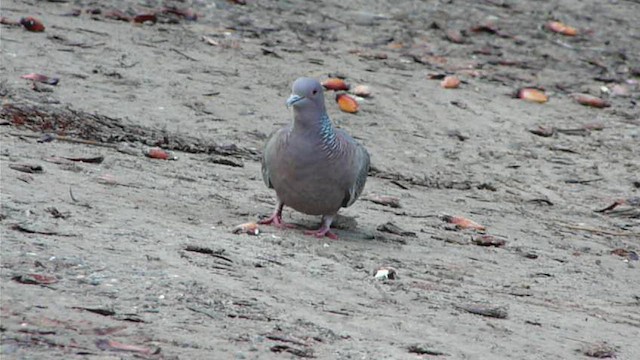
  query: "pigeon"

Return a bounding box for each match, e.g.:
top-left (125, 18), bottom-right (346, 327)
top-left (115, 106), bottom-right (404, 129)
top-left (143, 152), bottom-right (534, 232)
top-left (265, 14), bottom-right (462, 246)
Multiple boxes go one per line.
top-left (260, 77), bottom-right (370, 239)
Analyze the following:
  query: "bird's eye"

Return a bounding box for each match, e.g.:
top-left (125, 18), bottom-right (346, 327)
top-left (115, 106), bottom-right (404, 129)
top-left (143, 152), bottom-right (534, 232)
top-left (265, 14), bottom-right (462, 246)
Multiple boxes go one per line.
top-left (312, 89), bottom-right (318, 95)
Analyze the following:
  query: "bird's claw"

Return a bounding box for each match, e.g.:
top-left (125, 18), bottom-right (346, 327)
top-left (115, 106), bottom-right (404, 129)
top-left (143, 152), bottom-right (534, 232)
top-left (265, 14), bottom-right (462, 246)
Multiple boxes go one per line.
top-left (304, 229), bottom-right (339, 240)
top-left (259, 215), bottom-right (296, 229)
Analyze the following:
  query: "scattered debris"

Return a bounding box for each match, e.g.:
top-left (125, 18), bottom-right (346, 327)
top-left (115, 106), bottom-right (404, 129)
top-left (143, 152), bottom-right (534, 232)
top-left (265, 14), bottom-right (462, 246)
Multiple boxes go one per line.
top-left (46, 207), bottom-right (70, 219)
top-left (470, 21), bottom-right (501, 35)
top-left (161, 7), bottom-right (198, 21)
top-left (132, 13), bottom-right (157, 24)
top-left (270, 344), bottom-right (314, 358)
top-left (572, 93), bottom-right (610, 108)
top-left (0, 17), bottom-right (20, 26)
top-left (232, 222), bottom-right (260, 236)
top-left (610, 248), bottom-right (639, 261)
top-left (528, 126), bottom-right (555, 137)
top-left (12, 273), bottom-right (58, 285)
top-left (10, 223), bottom-right (75, 237)
top-left (407, 344), bottom-right (448, 356)
top-left (442, 215), bottom-right (486, 231)
top-left (2, 103), bottom-right (259, 160)
top-left (582, 342), bottom-right (617, 358)
top-left (20, 17), bottom-right (45, 32)
top-left (473, 235), bottom-right (506, 247)
top-left (373, 266), bottom-right (397, 280)
top-left (595, 197), bottom-right (639, 213)
top-left (9, 163), bottom-right (43, 174)
top-left (376, 222), bottom-right (416, 237)
top-left (186, 305), bottom-right (219, 320)
top-left (517, 88), bottom-right (548, 103)
top-left (427, 73), bottom-right (447, 80)
top-left (322, 78), bottom-right (350, 91)
top-left (457, 304), bottom-right (508, 319)
top-left (144, 147), bottom-right (176, 160)
top-left (352, 85), bottom-right (371, 97)
top-left (184, 245), bottom-right (233, 263)
top-left (264, 333), bottom-right (309, 347)
top-left (62, 155), bottom-right (104, 164)
top-left (609, 83), bottom-right (630, 97)
top-left (21, 73), bottom-right (59, 85)
top-left (362, 195), bottom-right (401, 208)
top-left (441, 75), bottom-right (461, 89)
top-left (72, 307), bottom-right (116, 316)
top-left (95, 339), bottom-right (159, 356)
top-left (210, 155), bottom-right (244, 167)
top-left (93, 326), bottom-right (128, 336)
top-left (547, 21), bottom-right (577, 36)
top-left (336, 93), bottom-right (359, 113)
top-left (104, 10), bottom-right (131, 22)
top-left (16, 173), bottom-right (34, 183)
top-left (447, 129), bottom-right (469, 141)
top-left (445, 29), bottom-right (465, 43)
top-left (202, 35), bottom-right (220, 46)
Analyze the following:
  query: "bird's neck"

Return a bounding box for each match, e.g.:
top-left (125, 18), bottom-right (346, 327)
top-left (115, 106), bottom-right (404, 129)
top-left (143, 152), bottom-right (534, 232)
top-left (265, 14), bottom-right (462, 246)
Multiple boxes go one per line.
top-left (292, 109), bottom-right (338, 152)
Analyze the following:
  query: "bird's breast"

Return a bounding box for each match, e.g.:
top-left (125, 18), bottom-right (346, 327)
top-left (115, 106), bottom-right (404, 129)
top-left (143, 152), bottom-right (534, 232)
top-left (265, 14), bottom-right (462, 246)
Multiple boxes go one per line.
top-left (269, 137), bottom-right (351, 215)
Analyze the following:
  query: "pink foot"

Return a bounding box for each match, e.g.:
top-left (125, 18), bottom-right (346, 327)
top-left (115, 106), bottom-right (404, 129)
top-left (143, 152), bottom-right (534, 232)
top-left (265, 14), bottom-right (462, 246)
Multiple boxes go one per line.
top-left (259, 214), bottom-right (296, 229)
top-left (304, 228), bottom-right (339, 240)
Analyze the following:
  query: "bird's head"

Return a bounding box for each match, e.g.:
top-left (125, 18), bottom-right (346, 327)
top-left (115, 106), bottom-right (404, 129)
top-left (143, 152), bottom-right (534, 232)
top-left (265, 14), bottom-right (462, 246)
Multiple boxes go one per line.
top-left (286, 77), bottom-right (325, 113)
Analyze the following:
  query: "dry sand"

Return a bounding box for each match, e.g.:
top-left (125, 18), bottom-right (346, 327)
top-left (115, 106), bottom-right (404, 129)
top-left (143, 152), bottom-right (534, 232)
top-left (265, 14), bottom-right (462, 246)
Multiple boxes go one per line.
top-left (1, 0), bottom-right (639, 359)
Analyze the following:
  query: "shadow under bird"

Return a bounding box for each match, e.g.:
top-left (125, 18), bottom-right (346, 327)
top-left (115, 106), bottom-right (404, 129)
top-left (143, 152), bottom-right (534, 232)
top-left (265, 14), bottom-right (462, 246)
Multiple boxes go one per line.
top-left (260, 77), bottom-right (370, 239)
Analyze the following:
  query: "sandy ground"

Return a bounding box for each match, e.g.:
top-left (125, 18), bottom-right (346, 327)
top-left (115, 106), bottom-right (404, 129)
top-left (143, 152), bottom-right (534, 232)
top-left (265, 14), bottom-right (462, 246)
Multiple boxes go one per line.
top-left (1, 0), bottom-right (640, 359)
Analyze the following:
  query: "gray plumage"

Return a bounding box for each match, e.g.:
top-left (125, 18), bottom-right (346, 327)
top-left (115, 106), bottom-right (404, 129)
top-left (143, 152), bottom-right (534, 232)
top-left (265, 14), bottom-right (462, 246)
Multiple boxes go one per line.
top-left (260, 77), bottom-right (370, 239)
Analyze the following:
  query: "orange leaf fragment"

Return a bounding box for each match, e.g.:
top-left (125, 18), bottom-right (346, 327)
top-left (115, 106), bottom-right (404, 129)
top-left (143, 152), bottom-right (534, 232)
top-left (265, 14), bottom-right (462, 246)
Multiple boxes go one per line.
top-left (440, 76), bottom-right (460, 89)
top-left (518, 88), bottom-right (548, 103)
top-left (442, 215), bottom-right (486, 231)
top-left (336, 94), bottom-right (359, 113)
top-left (20, 17), bottom-right (45, 32)
top-left (232, 222), bottom-right (259, 235)
top-left (573, 93), bottom-right (610, 108)
top-left (322, 78), bottom-right (350, 91)
top-left (547, 21), bottom-right (577, 36)
top-left (144, 148), bottom-right (175, 160)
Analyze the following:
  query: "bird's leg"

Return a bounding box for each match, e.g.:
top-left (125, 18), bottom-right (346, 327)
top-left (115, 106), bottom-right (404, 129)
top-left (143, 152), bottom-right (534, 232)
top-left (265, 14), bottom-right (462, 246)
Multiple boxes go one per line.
top-left (304, 215), bottom-right (338, 240)
top-left (259, 201), bottom-right (296, 228)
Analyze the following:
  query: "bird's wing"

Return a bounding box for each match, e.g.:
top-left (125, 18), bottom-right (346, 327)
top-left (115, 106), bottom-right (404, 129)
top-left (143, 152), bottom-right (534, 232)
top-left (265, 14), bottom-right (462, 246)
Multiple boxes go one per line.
top-left (342, 138), bottom-right (370, 208)
top-left (261, 127), bottom-right (288, 189)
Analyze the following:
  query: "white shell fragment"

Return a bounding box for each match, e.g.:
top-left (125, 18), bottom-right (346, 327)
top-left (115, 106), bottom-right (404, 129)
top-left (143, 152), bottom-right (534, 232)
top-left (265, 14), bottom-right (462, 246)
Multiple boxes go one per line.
top-left (373, 266), bottom-right (397, 280)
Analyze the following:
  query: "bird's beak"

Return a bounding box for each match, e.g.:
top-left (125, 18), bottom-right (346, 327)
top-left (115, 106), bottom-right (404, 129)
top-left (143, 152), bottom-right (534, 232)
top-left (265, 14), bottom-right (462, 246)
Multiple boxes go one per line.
top-left (286, 94), bottom-right (304, 108)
